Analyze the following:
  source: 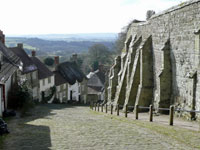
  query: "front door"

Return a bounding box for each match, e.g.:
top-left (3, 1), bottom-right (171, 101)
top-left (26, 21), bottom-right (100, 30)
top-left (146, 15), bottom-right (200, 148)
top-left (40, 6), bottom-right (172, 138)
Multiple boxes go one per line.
top-left (70, 90), bottom-right (72, 100)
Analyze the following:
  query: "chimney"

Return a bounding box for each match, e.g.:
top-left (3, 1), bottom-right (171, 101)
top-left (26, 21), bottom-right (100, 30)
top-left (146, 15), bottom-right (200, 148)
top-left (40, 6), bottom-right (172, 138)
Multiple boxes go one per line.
top-left (54, 56), bottom-right (59, 65)
top-left (32, 50), bottom-right (36, 57)
top-left (99, 64), bottom-right (104, 72)
top-left (72, 53), bottom-right (78, 63)
top-left (0, 30), bottom-right (5, 44)
top-left (17, 43), bottom-right (23, 49)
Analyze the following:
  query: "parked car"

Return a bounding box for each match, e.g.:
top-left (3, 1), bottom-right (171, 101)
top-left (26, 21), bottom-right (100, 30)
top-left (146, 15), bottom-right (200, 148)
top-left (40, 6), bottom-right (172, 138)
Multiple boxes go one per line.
top-left (0, 118), bottom-right (9, 135)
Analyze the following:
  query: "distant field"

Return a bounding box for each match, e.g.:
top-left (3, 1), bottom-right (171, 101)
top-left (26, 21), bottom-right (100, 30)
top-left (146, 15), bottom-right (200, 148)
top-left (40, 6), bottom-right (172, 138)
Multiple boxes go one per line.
top-left (5, 36), bottom-right (115, 57)
top-left (6, 37), bottom-right (36, 49)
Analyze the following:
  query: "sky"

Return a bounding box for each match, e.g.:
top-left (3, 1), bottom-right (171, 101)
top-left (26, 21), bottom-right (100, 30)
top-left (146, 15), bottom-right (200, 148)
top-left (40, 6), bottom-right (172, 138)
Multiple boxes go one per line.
top-left (0, 0), bottom-right (187, 35)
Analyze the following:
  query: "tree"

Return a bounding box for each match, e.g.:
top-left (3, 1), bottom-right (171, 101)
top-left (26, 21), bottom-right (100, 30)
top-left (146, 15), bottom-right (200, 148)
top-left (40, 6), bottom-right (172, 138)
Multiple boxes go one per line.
top-left (92, 61), bottom-right (99, 71)
top-left (114, 32), bottom-right (126, 54)
top-left (88, 43), bottom-right (111, 65)
top-left (44, 57), bottom-right (54, 66)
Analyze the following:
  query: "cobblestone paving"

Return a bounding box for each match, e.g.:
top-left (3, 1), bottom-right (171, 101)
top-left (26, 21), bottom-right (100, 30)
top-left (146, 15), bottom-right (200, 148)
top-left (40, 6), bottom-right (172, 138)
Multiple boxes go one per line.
top-left (1, 104), bottom-right (199, 150)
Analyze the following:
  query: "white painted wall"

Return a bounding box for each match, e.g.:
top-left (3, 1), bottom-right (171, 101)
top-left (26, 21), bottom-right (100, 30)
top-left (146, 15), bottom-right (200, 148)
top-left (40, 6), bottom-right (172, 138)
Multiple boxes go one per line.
top-left (32, 87), bottom-right (38, 99)
top-left (39, 75), bottom-right (55, 93)
top-left (68, 81), bottom-right (80, 101)
top-left (5, 76), bottom-right (12, 108)
top-left (56, 83), bottom-right (67, 103)
top-left (39, 75), bottom-right (55, 101)
top-left (101, 90), bottom-right (105, 101)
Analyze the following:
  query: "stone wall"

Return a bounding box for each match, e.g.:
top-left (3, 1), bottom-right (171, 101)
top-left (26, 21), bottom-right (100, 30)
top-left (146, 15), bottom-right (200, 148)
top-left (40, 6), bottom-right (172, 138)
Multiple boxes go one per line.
top-left (107, 0), bottom-right (200, 119)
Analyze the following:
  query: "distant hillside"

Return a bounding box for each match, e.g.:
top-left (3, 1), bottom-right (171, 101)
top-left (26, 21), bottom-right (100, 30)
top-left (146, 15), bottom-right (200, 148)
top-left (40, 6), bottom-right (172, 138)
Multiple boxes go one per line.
top-left (5, 37), bottom-right (115, 57)
top-left (7, 33), bottom-right (117, 42)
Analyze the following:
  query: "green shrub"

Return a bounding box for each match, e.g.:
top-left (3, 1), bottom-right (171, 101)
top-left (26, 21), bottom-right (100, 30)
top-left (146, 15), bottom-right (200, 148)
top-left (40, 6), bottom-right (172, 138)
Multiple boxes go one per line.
top-left (8, 81), bottom-right (34, 116)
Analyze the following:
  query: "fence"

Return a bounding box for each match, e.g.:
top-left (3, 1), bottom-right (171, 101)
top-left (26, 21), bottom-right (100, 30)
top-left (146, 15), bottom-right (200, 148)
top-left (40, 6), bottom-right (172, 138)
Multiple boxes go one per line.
top-left (90, 103), bottom-right (200, 126)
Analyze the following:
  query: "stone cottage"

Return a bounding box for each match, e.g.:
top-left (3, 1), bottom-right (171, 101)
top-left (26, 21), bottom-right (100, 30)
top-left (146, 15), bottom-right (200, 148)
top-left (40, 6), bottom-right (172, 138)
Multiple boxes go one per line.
top-left (87, 69), bottom-right (105, 103)
top-left (10, 44), bottom-right (39, 100)
top-left (54, 54), bottom-right (87, 103)
top-left (107, 0), bottom-right (200, 120)
top-left (31, 52), bottom-right (55, 102)
top-left (0, 31), bottom-right (21, 116)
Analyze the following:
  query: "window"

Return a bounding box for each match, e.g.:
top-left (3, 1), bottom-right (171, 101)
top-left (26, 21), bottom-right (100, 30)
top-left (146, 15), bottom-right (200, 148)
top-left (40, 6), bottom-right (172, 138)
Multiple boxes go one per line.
top-left (61, 84), bottom-right (64, 91)
top-left (32, 87), bottom-right (37, 97)
top-left (57, 86), bottom-right (60, 92)
top-left (48, 77), bottom-right (51, 84)
top-left (63, 91), bottom-right (66, 97)
top-left (78, 86), bottom-right (81, 93)
top-left (82, 85), bottom-right (84, 92)
top-left (32, 71), bottom-right (37, 80)
top-left (43, 79), bottom-right (45, 86)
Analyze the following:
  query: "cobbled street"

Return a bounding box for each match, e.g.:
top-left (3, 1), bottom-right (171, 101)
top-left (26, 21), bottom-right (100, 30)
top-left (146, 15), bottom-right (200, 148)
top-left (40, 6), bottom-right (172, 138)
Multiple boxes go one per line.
top-left (1, 104), bottom-right (200, 150)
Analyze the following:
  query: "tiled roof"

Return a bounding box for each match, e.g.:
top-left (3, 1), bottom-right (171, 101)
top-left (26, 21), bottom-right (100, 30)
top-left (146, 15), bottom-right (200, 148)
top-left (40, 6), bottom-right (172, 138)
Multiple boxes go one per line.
top-left (0, 60), bottom-right (18, 83)
top-left (96, 70), bottom-right (105, 84)
top-left (0, 42), bottom-right (20, 66)
top-left (87, 86), bottom-right (103, 94)
top-left (0, 42), bottom-right (21, 83)
top-left (57, 61), bottom-right (86, 85)
top-left (53, 71), bottom-right (67, 86)
top-left (31, 57), bottom-right (53, 80)
top-left (10, 47), bottom-right (37, 74)
top-left (87, 70), bottom-right (105, 86)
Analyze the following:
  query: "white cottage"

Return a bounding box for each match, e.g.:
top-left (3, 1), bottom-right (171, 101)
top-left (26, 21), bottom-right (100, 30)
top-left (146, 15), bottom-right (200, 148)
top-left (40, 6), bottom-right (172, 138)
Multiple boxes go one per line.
top-left (55, 55), bottom-right (87, 103)
top-left (31, 54), bottom-right (55, 102)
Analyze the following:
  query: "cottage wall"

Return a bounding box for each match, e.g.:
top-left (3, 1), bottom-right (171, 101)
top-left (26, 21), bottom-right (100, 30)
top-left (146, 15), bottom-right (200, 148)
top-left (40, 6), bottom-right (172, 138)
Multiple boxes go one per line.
top-left (39, 75), bottom-right (55, 101)
top-left (56, 83), bottom-right (68, 103)
top-left (81, 79), bottom-right (88, 104)
top-left (39, 76), bottom-right (55, 92)
top-left (68, 82), bottom-right (80, 101)
top-left (5, 76), bottom-right (12, 108)
top-left (20, 70), bottom-right (39, 100)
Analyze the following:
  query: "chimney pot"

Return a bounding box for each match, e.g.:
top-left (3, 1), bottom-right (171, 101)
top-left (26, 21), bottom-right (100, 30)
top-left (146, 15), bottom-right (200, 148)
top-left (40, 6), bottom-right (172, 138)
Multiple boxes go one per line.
top-left (32, 51), bottom-right (36, 57)
top-left (0, 30), bottom-right (5, 44)
top-left (17, 43), bottom-right (23, 49)
top-left (72, 53), bottom-right (78, 63)
top-left (54, 56), bottom-right (59, 65)
top-left (99, 64), bottom-right (104, 72)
